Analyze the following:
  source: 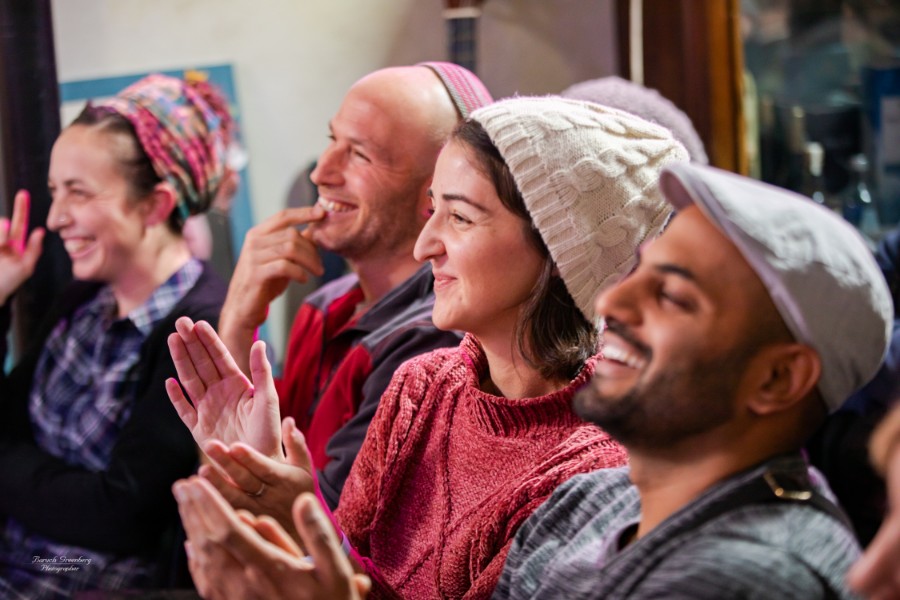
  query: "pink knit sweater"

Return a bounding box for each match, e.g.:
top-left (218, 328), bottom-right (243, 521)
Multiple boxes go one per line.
top-left (336, 334), bottom-right (627, 599)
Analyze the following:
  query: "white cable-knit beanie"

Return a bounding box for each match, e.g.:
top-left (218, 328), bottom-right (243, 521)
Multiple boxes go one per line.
top-left (470, 96), bottom-right (689, 321)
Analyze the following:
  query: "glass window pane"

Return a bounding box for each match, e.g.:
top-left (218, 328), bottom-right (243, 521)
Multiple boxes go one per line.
top-left (742, 0), bottom-right (900, 241)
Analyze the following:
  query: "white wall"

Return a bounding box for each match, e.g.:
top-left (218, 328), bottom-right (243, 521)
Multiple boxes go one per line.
top-left (51, 0), bottom-right (617, 358)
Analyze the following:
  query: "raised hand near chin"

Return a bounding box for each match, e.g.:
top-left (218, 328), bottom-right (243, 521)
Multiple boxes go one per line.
top-left (166, 316), bottom-right (282, 459)
top-left (218, 206), bottom-right (325, 373)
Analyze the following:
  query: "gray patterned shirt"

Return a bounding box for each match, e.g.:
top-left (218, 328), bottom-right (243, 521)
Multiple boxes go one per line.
top-left (494, 455), bottom-right (862, 599)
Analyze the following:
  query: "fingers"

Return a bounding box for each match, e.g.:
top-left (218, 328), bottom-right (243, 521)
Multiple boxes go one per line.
top-left (21, 227), bottom-right (45, 269)
top-left (174, 477), bottom-right (218, 544)
top-left (177, 476), bottom-right (248, 544)
top-left (243, 340), bottom-right (286, 461)
top-left (244, 565), bottom-right (286, 600)
top-left (195, 320), bottom-right (248, 381)
top-left (174, 317), bottom-right (227, 388)
top-left (353, 574), bottom-right (373, 598)
top-left (251, 513), bottom-right (304, 557)
top-left (293, 493), bottom-right (356, 590)
top-left (848, 514), bottom-right (900, 597)
top-left (9, 190), bottom-right (30, 253)
top-left (165, 376), bottom-right (198, 430)
top-left (283, 417), bottom-right (314, 473)
top-left (229, 441), bottom-right (306, 486)
top-left (203, 440), bottom-right (313, 543)
top-left (198, 462), bottom-right (250, 511)
top-left (265, 205), bottom-right (326, 232)
top-left (204, 442), bottom-right (273, 498)
top-left (249, 340), bottom-right (280, 418)
top-left (168, 325), bottom-right (207, 402)
top-left (0, 189), bottom-right (44, 268)
top-left (186, 485), bottom-right (314, 586)
top-left (242, 210), bottom-right (325, 280)
top-left (175, 477), bottom-right (276, 600)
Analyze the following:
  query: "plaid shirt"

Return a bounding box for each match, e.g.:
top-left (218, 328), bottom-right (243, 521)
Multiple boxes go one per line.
top-left (0, 259), bottom-right (201, 599)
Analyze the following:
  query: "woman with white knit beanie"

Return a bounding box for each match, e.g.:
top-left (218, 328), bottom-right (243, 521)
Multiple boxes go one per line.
top-left (170, 96), bottom-right (688, 600)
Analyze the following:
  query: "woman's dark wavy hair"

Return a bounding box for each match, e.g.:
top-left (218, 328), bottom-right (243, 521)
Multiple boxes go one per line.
top-left (70, 105), bottom-right (180, 231)
top-left (451, 119), bottom-right (597, 381)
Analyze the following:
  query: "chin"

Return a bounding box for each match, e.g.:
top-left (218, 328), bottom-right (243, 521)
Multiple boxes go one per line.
top-left (71, 266), bottom-right (96, 282)
top-left (431, 314), bottom-right (460, 333)
top-left (573, 382), bottom-right (625, 428)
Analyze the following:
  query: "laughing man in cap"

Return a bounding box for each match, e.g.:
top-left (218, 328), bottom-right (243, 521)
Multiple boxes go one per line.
top-left (494, 162), bottom-right (891, 599)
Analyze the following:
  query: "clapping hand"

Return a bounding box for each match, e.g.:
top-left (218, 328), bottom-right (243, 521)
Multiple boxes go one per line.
top-left (174, 476), bottom-right (369, 600)
top-left (167, 317), bottom-right (282, 459)
top-left (200, 417), bottom-right (317, 546)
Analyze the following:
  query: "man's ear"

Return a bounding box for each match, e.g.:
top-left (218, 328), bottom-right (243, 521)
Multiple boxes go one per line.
top-left (745, 343), bottom-right (821, 416)
top-left (142, 182), bottom-right (178, 227)
top-left (416, 177), bottom-right (434, 224)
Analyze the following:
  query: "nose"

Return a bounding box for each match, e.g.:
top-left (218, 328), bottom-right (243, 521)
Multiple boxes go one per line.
top-left (310, 141), bottom-right (346, 188)
top-left (413, 212), bottom-right (444, 263)
top-left (594, 268), bottom-right (643, 326)
top-left (46, 194), bottom-right (68, 233)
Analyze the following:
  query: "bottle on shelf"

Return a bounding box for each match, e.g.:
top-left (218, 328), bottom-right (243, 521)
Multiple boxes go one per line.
top-left (784, 105), bottom-right (807, 192)
top-left (758, 95), bottom-right (780, 184)
top-left (802, 141), bottom-right (829, 207)
top-left (841, 153), bottom-right (880, 245)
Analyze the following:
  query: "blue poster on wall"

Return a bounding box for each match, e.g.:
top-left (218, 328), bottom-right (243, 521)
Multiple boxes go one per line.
top-left (58, 64), bottom-right (254, 273)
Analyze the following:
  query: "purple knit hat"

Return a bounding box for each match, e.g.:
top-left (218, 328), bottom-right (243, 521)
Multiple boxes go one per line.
top-left (418, 61), bottom-right (493, 118)
top-left (90, 73), bottom-right (236, 225)
top-left (561, 76), bottom-right (708, 164)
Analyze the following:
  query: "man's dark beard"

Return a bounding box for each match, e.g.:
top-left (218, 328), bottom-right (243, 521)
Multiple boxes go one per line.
top-left (573, 341), bottom-right (753, 450)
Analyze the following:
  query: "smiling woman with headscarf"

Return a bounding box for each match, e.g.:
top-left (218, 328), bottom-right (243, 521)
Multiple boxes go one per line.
top-left (0, 73), bottom-right (236, 598)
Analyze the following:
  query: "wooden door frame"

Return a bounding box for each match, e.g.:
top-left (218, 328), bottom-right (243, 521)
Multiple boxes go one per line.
top-left (616, 0), bottom-right (747, 173)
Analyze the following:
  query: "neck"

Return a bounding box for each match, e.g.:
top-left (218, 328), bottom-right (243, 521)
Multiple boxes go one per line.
top-left (627, 433), bottom-right (788, 539)
top-left (347, 252), bottom-right (421, 306)
top-left (112, 237), bottom-right (191, 317)
top-left (477, 332), bottom-right (567, 399)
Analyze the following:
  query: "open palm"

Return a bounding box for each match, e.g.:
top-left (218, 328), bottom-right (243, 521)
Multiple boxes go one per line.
top-left (167, 317), bottom-right (283, 459)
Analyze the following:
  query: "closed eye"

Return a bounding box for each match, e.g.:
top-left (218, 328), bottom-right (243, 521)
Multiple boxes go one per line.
top-left (450, 212), bottom-right (472, 225)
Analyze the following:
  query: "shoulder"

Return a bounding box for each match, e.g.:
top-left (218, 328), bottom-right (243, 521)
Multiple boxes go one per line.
top-left (519, 468), bottom-right (634, 544)
top-left (361, 267), bottom-right (459, 355)
top-left (367, 343), bottom-right (469, 434)
top-left (180, 262), bottom-right (228, 313)
top-left (383, 343), bottom-right (469, 400)
top-left (144, 263), bottom-right (226, 351)
top-left (305, 273), bottom-right (360, 309)
top-left (642, 502), bottom-right (860, 598)
top-left (160, 262), bottom-right (227, 326)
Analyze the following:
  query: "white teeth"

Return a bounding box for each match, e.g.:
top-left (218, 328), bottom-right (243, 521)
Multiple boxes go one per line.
top-left (601, 342), bottom-right (645, 369)
top-left (64, 239), bottom-right (92, 254)
top-left (316, 197), bottom-right (354, 213)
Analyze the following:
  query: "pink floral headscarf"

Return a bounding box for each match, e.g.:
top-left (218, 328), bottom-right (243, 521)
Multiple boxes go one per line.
top-left (91, 73), bottom-right (236, 223)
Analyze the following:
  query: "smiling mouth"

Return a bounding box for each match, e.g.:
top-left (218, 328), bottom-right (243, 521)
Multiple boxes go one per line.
top-left (316, 197), bottom-right (355, 213)
top-left (600, 341), bottom-right (647, 369)
top-left (63, 238), bottom-right (94, 256)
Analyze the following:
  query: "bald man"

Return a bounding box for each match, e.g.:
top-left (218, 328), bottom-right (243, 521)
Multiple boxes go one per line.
top-left (182, 64), bottom-right (492, 511)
